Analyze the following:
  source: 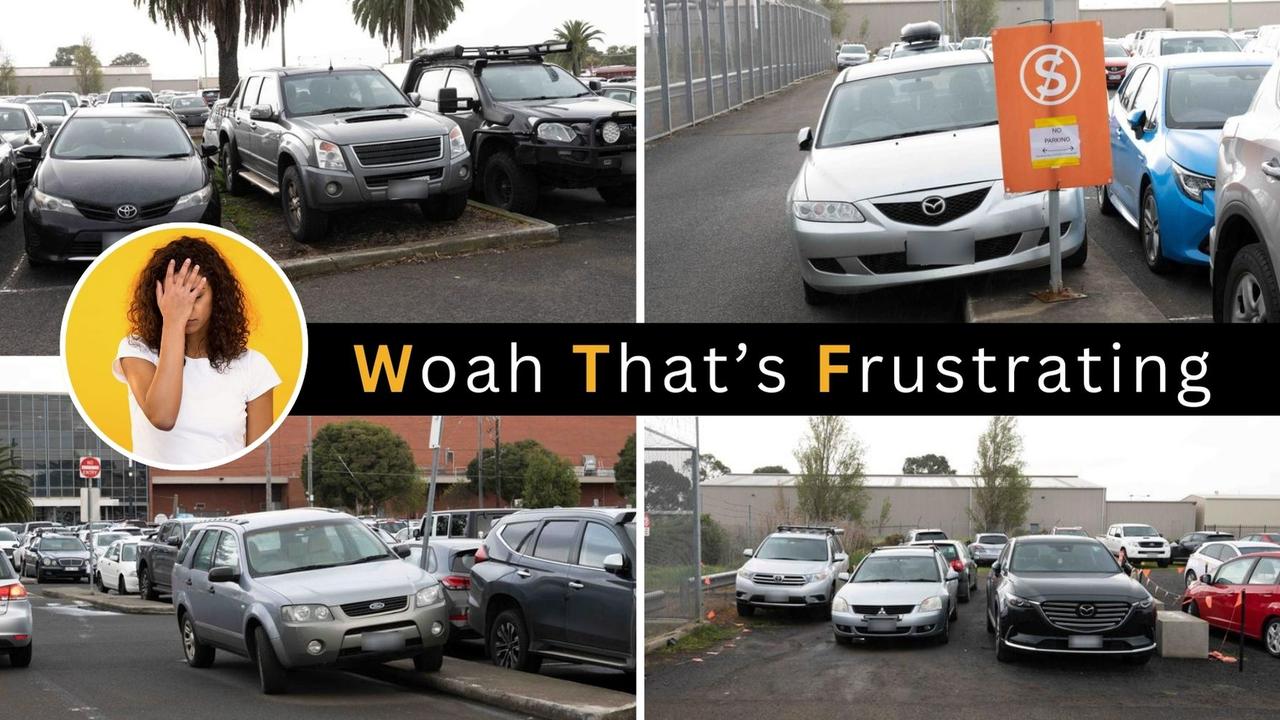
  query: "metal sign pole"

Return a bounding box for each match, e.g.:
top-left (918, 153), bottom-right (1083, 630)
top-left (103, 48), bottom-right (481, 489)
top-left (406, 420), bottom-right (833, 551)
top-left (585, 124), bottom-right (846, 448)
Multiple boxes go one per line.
top-left (421, 416), bottom-right (444, 571)
top-left (1044, 0), bottom-right (1063, 295)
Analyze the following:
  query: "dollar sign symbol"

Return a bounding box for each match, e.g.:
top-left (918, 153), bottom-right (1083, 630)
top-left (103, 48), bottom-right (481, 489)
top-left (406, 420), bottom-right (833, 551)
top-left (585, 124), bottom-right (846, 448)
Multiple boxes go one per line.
top-left (1035, 51), bottom-right (1067, 101)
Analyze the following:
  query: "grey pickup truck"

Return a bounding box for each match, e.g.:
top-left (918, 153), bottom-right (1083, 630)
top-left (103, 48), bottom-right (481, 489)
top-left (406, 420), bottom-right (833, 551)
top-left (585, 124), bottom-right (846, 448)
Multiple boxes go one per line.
top-left (136, 517), bottom-right (206, 601)
top-left (211, 65), bottom-right (472, 241)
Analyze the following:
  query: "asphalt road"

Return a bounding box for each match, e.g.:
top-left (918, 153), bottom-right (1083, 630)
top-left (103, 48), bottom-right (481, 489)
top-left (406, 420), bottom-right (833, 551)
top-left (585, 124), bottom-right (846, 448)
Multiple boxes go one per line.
top-left (0, 592), bottom-right (523, 720)
top-left (643, 73), bottom-right (1211, 323)
top-left (646, 568), bottom-right (1279, 719)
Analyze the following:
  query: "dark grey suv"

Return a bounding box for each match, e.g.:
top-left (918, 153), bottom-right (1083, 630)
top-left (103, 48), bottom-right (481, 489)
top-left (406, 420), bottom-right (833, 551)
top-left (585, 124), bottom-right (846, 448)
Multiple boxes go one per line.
top-left (469, 508), bottom-right (635, 674)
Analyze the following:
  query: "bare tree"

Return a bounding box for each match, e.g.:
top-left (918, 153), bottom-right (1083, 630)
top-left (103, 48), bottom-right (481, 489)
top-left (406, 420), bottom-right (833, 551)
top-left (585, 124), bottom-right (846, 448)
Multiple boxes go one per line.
top-left (955, 0), bottom-right (999, 39)
top-left (969, 416), bottom-right (1032, 533)
top-left (793, 416), bottom-right (868, 523)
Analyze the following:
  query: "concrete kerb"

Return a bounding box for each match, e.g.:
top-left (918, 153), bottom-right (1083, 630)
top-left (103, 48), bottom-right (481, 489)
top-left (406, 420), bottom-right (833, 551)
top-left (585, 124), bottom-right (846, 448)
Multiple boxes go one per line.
top-left (270, 201), bottom-right (559, 281)
top-left (644, 621), bottom-right (700, 654)
top-left (37, 585), bottom-right (174, 615)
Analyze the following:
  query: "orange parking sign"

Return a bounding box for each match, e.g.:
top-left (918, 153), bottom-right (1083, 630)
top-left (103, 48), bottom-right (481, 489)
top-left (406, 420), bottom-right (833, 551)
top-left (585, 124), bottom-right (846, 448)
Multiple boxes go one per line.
top-left (992, 21), bottom-right (1112, 192)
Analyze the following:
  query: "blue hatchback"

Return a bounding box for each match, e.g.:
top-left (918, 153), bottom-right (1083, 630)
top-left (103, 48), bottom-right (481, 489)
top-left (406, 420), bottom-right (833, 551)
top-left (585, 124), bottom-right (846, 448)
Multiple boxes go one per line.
top-left (1100, 53), bottom-right (1269, 273)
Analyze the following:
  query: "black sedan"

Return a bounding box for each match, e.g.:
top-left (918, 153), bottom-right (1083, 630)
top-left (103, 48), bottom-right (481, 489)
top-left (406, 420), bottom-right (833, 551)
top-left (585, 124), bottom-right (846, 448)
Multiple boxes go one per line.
top-left (0, 141), bottom-right (16, 220)
top-left (1171, 531), bottom-right (1233, 561)
top-left (987, 535), bottom-right (1157, 664)
top-left (0, 103), bottom-right (48, 186)
top-left (168, 95), bottom-right (210, 127)
top-left (20, 533), bottom-right (91, 583)
top-left (22, 105), bottom-right (220, 265)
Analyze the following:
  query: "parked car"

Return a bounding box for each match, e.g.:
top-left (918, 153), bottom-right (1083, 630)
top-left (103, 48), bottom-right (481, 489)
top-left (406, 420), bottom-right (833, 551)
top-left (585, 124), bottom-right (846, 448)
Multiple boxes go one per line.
top-left (1243, 25), bottom-right (1280, 58)
top-left (469, 507), bottom-right (636, 673)
top-left (19, 534), bottom-right (91, 583)
top-left (0, 528), bottom-right (18, 562)
top-left (735, 524), bottom-right (850, 618)
top-left (1171, 531), bottom-right (1234, 561)
top-left (968, 532), bottom-right (1009, 565)
top-left (958, 36), bottom-right (986, 50)
top-left (908, 539), bottom-right (977, 602)
top-left (38, 91), bottom-right (81, 110)
top-left (1183, 540), bottom-right (1280, 587)
top-left (0, 140), bottom-right (16, 221)
top-left (401, 42), bottom-right (636, 213)
top-left (199, 88), bottom-right (221, 107)
top-left (22, 105), bottom-right (220, 265)
top-left (1136, 30), bottom-right (1240, 57)
top-left (94, 537), bottom-right (140, 595)
top-left (1182, 550), bottom-right (1280, 657)
top-left (173, 509), bottom-right (448, 694)
top-left (169, 94), bottom-right (211, 127)
top-left (86, 531), bottom-right (130, 571)
top-left (889, 22), bottom-right (952, 59)
top-left (906, 529), bottom-right (948, 543)
top-left (836, 43), bottom-right (871, 68)
top-left (599, 83), bottom-right (636, 105)
top-left (414, 508), bottom-right (518, 541)
top-left (831, 545), bottom-right (959, 645)
top-left (1052, 526), bottom-right (1090, 537)
top-left (104, 86), bottom-right (157, 105)
top-left (1210, 59), bottom-right (1280, 322)
top-left (0, 552), bottom-right (32, 667)
top-left (0, 103), bottom-right (48, 186)
top-left (1098, 523), bottom-right (1171, 567)
top-left (23, 99), bottom-right (72, 136)
top-left (136, 517), bottom-right (208, 600)
top-left (1242, 533), bottom-right (1280, 544)
top-left (404, 537), bottom-right (482, 645)
top-left (1103, 38), bottom-right (1130, 89)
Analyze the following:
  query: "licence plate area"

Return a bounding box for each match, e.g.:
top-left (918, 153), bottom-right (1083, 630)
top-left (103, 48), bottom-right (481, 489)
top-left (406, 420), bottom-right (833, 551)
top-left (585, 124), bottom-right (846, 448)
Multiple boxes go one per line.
top-left (1068, 635), bottom-right (1103, 650)
top-left (906, 230), bottom-right (976, 266)
top-left (361, 629), bottom-right (406, 653)
top-left (764, 591), bottom-right (788, 603)
top-left (385, 178), bottom-right (430, 202)
top-left (867, 618), bottom-right (899, 633)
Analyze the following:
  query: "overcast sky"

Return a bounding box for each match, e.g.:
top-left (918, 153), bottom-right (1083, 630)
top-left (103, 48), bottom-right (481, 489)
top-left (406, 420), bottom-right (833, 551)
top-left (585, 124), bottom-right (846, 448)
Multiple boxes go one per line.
top-left (0, 0), bottom-right (636, 79)
top-left (670, 416), bottom-right (1280, 501)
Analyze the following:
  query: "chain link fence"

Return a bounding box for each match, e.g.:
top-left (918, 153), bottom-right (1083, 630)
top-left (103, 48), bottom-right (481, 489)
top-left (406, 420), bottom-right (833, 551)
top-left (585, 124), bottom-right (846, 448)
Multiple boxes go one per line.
top-left (643, 420), bottom-right (702, 640)
top-left (644, 0), bottom-right (834, 139)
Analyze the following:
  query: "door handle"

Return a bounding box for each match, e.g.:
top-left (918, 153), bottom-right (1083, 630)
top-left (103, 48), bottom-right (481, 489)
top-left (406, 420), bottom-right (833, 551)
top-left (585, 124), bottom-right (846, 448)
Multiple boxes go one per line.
top-left (185, 578), bottom-right (192, 586)
top-left (515, 569), bottom-right (531, 578)
top-left (568, 581), bottom-right (585, 589)
top-left (248, 122), bottom-right (257, 130)
top-left (1263, 159), bottom-right (1280, 179)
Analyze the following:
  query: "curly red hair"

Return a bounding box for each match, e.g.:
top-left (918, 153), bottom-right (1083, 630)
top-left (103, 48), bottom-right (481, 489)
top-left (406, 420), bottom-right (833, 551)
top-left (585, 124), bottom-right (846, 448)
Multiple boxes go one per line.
top-left (127, 236), bottom-right (249, 371)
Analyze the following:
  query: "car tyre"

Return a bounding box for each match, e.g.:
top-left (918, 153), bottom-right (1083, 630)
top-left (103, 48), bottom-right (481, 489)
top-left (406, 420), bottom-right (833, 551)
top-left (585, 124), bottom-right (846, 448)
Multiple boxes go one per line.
top-left (118, 576), bottom-right (127, 596)
top-left (1223, 244), bottom-right (1279, 324)
top-left (180, 613), bottom-right (215, 668)
top-left (1063, 232), bottom-right (1088, 269)
top-left (419, 190), bottom-right (469, 222)
top-left (1184, 600), bottom-right (1200, 617)
top-left (254, 625), bottom-right (289, 694)
top-left (95, 571), bottom-right (106, 593)
top-left (995, 633), bottom-right (1015, 663)
top-left (0, 178), bottom-right (17, 222)
top-left (220, 143), bottom-right (246, 196)
top-left (488, 608), bottom-right (542, 673)
top-left (282, 164), bottom-right (329, 243)
top-left (949, 602), bottom-right (958, 622)
top-left (1263, 618), bottom-right (1280, 658)
top-left (960, 581), bottom-right (970, 604)
top-left (1140, 185), bottom-right (1172, 274)
top-left (9, 642), bottom-right (31, 668)
top-left (935, 613), bottom-right (950, 645)
top-left (1098, 184), bottom-right (1118, 216)
top-left (985, 607), bottom-right (995, 634)
top-left (802, 280), bottom-right (837, 306)
top-left (483, 152), bottom-right (538, 215)
top-left (413, 645), bottom-right (444, 672)
top-left (139, 566), bottom-right (159, 601)
top-left (736, 601), bottom-right (756, 617)
top-left (1157, 559), bottom-right (1169, 568)
top-left (596, 183), bottom-right (635, 207)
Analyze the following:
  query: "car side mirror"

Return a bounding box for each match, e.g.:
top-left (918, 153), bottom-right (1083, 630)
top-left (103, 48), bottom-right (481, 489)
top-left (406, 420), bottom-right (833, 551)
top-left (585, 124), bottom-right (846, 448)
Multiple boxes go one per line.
top-left (991, 561), bottom-right (1002, 575)
top-left (603, 553), bottom-right (626, 574)
top-left (249, 103), bottom-right (274, 121)
top-left (412, 528), bottom-right (423, 540)
top-left (17, 144), bottom-right (42, 159)
top-left (483, 107), bottom-right (514, 126)
top-left (200, 144), bottom-right (219, 158)
top-left (1200, 573), bottom-right (1213, 584)
top-left (34, 122), bottom-right (45, 133)
top-left (393, 544), bottom-right (411, 559)
top-left (166, 536), bottom-right (181, 547)
top-left (1127, 109), bottom-right (1147, 135)
top-left (588, 80), bottom-right (603, 93)
top-left (742, 548), bottom-right (754, 557)
top-left (407, 91), bottom-right (422, 106)
top-left (798, 126), bottom-right (813, 151)
top-left (834, 552), bottom-right (848, 563)
top-left (946, 570), bottom-right (959, 581)
top-left (208, 565), bottom-right (239, 583)
top-left (437, 87), bottom-right (459, 114)
top-left (837, 572), bottom-right (852, 583)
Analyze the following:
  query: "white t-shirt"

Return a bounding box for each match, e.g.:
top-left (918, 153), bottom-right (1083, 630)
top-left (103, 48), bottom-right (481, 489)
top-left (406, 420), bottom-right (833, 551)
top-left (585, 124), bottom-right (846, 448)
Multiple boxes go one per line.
top-left (112, 336), bottom-right (282, 467)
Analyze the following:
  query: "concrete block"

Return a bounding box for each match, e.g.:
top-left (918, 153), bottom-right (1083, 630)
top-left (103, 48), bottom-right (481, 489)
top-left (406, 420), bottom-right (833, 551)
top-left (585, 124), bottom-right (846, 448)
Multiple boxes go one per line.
top-left (1156, 610), bottom-right (1208, 658)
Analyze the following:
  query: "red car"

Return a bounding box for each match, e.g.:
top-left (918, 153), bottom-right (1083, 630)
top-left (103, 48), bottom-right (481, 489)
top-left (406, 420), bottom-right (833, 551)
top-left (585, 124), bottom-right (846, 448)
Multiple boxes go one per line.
top-left (1182, 550), bottom-right (1280, 658)
top-left (1243, 533), bottom-right (1280, 545)
top-left (1104, 39), bottom-right (1130, 89)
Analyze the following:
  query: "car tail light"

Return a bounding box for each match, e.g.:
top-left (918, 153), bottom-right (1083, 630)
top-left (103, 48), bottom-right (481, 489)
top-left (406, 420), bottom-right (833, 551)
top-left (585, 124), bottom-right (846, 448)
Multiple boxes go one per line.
top-left (0, 583), bottom-right (27, 600)
top-left (441, 575), bottom-right (470, 590)
top-left (473, 544), bottom-right (488, 563)
top-left (950, 560), bottom-right (965, 573)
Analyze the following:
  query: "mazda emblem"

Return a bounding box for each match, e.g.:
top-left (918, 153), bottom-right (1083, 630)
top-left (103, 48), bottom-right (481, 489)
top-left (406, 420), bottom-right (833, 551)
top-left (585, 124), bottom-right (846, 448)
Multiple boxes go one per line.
top-left (1077, 603), bottom-right (1096, 617)
top-left (921, 196), bottom-right (946, 216)
top-left (369, 601), bottom-right (386, 611)
top-left (116, 204), bottom-right (139, 220)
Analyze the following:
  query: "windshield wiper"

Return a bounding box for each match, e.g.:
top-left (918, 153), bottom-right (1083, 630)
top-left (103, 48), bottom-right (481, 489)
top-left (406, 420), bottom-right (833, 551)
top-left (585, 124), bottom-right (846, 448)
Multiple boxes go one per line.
top-left (370, 103), bottom-right (412, 110)
top-left (156, 152), bottom-right (192, 158)
top-left (855, 578), bottom-right (897, 582)
top-left (344, 554), bottom-right (393, 566)
top-left (268, 563), bottom-right (337, 576)
top-left (320, 106), bottom-right (368, 114)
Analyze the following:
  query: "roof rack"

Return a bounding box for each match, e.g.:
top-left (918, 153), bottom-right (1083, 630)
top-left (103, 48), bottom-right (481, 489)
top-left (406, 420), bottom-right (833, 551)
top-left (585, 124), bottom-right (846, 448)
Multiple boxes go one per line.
top-left (776, 524), bottom-right (844, 535)
top-left (417, 42), bottom-right (572, 62)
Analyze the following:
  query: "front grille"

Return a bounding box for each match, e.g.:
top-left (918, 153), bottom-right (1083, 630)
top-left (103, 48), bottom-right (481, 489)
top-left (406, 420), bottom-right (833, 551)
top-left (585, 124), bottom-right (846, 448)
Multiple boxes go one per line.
top-left (69, 238), bottom-right (102, 257)
top-left (74, 198), bottom-right (178, 222)
top-left (852, 604), bottom-right (915, 615)
top-left (752, 573), bottom-right (806, 586)
top-left (1106, 65), bottom-right (1126, 72)
top-left (1138, 542), bottom-right (1164, 549)
top-left (351, 137), bottom-right (443, 167)
top-left (340, 595), bottom-right (408, 618)
top-left (1039, 601), bottom-right (1131, 632)
top-left (874, 187), bottom-right (990, 226)
top-left (363, 167), bottom-right (445, 188)
top-left (58, 558), bottom-right (83, 567)
top-left (859, 232), bottom-right (1022, 274)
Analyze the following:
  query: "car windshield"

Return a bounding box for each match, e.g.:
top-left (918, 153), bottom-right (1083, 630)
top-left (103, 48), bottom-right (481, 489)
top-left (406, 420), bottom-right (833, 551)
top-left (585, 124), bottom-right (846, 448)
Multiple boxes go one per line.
top-left (841, 44), bottom-right (866, 53)
top-left (919, 543), bottom-right (958, 560)
top-left (108, 90), bottom-right (155, 103)
top-left (915, 531), bottom-right (947, 540)
top-left (817, 63), bottom-right (996, 148)
top-left (1165, 66), bottom-right (1266, 129)
top-left (1121, 525), bottom-right (1159, 537)
top-left (94, 533), bottom-right (126, 548)
top-left (961, 38), bottom-right (984, 49)
top-left (120, 544), bottom-right (138, 562)
top-left (0, 109), bottom-right (29, 131)
top-left (282, 71), bottom-right (410, 116)
top-left (244, 520), bottom-right (395, 577)
top-left (976, 534), bottom-right (1007, 544)
top-left (0, 529), bottom-right (16, 541)
top-left (173, 97), bottom-right (205, 109)
top-left (27, 102), bottom-right (67, 116)
top-left (625, 522), bottom-right (636, 547)
top-left (1161, 36), bottom-right (1239, 54)
top-left (1055, 528), bottom-right (1088, 536)
top-left (1104, 41), bottom-right (1127, 56)
top-left (754, 536), bottom-right (828, 561)
top-left (0, 555), bottom-right (14, 579)
top-left (1239, 545), bottom-right (1279, 555)
top-left (1010, 541), bottom-right (1118, 572)
top-left (40, 537), bottom-right (85, 552)
top-left (480, 63), bottom-right (591, 101)
top-left (853, 555), bottom-right (939, 582)
top-left (51, 117), bottom-right (193, 159)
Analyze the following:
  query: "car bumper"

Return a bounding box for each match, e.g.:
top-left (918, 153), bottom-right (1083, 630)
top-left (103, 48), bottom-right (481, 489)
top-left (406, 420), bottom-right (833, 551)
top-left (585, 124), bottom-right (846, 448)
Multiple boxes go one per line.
top-left (0, 600), bottom-right (34, 649)
top-left (33, 563), bottom-right (88, 578)
top-left (734, 576), bottom-right (833, 608)
top-left (998, 603), bottom-right (1156, 655)
top-left (1123, 546), bottom-right (1170, 561)
top-left (513, 140), bottom-right (636, 188)
top-left (300, 150), bottom-right (472, 210)
top-left (832, 608), bottom-right (947, 639)
top-left (24, 195), bottom-right (221, 263)
top-left (1152, 180), bottom-right (1213, 266)
top-left (792, 184), bottom-right (1086, 294)
top-left (271, 601), bottom-right (450, 669)
top-left (970, 550), bottom-right (1002, 565)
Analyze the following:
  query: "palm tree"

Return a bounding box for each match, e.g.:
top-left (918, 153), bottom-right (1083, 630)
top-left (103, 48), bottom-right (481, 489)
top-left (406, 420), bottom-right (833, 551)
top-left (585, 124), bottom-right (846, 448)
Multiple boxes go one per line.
top-left (133, 0), bottom-right (292, 95)
top-left (351, 0), bottom-right (465, 58)
top-left (552, 20), bottom-right (606, 76)
top-left (0, 444), bottom-right (31, 523)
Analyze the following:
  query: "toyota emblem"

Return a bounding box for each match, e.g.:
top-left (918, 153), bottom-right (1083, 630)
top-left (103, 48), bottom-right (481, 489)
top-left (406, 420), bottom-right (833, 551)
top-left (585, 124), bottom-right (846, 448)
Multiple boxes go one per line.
top-left (369, 601), bottom-right (386, 611)
top-left (921, 196), bottom-right (946, 217)
top-left (116, 204), bottom-right (139, 220)
top-left (1077, 603), bottom-right (1096, 617)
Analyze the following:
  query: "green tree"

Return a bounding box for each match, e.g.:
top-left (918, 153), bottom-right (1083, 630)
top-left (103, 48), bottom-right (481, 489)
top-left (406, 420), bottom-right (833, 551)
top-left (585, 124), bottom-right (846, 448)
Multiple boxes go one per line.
top-left (521, 447), bottom-right (580, 508)
top-left (753, 465), bottom-right (789, 473)
top-left (72, 37), bottom-right (103, 95)
top-left (821, 0), bottom-right (848, 38)
top-left (969, 416), bottom-right (1032, 533)
top-left (955, 0), bottom-right (999, 39)
top-left (683, 452), bottom-right (730, 481)
top-left (643, 460), bottom-right (691, 513)
top-left (464, 438), bottom-right (542, 504)
top-left (700, 513), bottom-right (729, 565)
top-left (303, 420), bottom-right (417, 514)
top-left (110, 52), bottom-right (149, 66)
top-left (858, 17), bottom-right (870, 44)
top-left (614, 434), bottom-right (635, 505)
top-left (50, 45), bottom-right (82, 67)
top-left (351, 0), bottom-right (465, 58)
top-left (902, 454), bottom-right (957, 475)
top-left (793, 416), bottom-right (868, 522)
top-left (552, 20), bottom-right (606, 75)
top-left (875, 497), bottom-right (893, 533)
top-left (0, 48), bottom-right (16, 96)
top-left (0, 444), bottom-right (32, 522)
top-left (134, 0), bottom-right (293, 95)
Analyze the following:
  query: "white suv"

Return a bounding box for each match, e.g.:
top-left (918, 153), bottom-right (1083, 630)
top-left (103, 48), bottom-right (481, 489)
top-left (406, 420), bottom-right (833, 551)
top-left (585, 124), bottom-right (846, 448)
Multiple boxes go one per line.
top-left (736, 526), bottom-right (850, 619)
top-left (1185, 540), bottom-right (1280, 587)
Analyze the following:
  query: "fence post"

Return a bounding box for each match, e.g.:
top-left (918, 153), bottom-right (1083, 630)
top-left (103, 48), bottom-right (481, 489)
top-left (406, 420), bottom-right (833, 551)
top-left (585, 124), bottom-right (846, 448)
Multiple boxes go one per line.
top-left (734, 0), bottom-right (744, 105)
top-left (681, 0), bottom-right (696, 125)
top-left (718, 0), bottom-right (731, 108)
top-left (656, 0), bottom-right (673, 136)
top-left (700, 0), bottom-right (715, 117)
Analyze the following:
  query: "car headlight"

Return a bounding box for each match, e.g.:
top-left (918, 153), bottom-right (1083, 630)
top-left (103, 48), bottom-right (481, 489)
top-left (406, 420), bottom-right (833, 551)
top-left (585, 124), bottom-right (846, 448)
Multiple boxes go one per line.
top-left (314, 139), bottom-right (347, 171)
top-left (808, 569), bottom-right (831, 582)
top-left (415, 585), bottom-right (443, 607)
top-left (1002, 591), bottom-right (1034, 609)
top-left (448, 125), bottom-right (467, 157)
top-left (281, 604), bottom-right (333, 623)
top-left (31, 187), bottom-right (79, 215)
top-left (792, 201), bottom-right (865, 223)
top-left (917, 595), bottom-right (944, 612)
top-left (737, 567), bottom-right (752, 579)
top-left (1136, 597), bottom-right (1154, 609)
top-left (171, 182), bottom-right (213, 212)
top-left (832, 597), bottom-right (849, 613)
top-left (601, 120), bottom-right (622, 145)
top-left (1172, 161), bottom-right (1214, 203)
top-left (535, 122), bottom-right (576, 144)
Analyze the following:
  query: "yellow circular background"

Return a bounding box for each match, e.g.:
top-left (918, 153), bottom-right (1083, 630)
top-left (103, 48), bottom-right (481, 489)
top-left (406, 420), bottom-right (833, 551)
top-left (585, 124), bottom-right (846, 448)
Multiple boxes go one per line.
top-left (62, 223), bottom-right (305, 464)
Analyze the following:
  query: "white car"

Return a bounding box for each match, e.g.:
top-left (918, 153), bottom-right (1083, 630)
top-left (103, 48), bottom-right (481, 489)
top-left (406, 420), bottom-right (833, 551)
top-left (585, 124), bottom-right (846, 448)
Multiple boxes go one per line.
top-left (87, 531), bottom-right (131, 570)
top-left (94, 538), bottom-right (140, 595)
top-left (1184, 540), bottom-right (1280, 588)
top-left (0, 528), bottom-right (18, 562)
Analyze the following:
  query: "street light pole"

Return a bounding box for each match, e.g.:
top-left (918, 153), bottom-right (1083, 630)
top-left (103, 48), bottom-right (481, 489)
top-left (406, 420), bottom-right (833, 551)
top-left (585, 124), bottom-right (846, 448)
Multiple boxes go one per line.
top-left (420, 416), bottom-right (444, 572)
top-left (280, 5), bottom-right (287, 66)
top-left (1044, 0), bottom-right (1063, 294)
top-left (264, 437), bottom-right (273, 511)
top-left (477, 416), bottom-right (484, 509)
top-left (401, 0), bottom-right (415, 62)
top-left (306, 416), bottom-right (314, 506)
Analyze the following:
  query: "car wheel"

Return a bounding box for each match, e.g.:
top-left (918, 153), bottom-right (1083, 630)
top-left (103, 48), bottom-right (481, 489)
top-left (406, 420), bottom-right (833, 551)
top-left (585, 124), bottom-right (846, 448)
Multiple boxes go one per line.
top-left (596, 183), bottom-right (635, 207)
top-left (1123, 650), bottom-right (1152, 666)
top-left (995, 629), bottom-right (1016, 663)
top-left (482, 152), bottom-right (538, 215)
top-left (960, 581), bottom-right (970, 604)
top-left (0, 178), bottom-right (17, 222)
top-left (1157, 559), bottom-right (1169, 568)
top-left (802, 280), bottom-right (837, 306)
top-left (117, 576), bottom-right (127, 596)
top-left (419, 190), bottom-right (469, 222)
top-left (1184, 600), bottom-right (1200, 617)
top-left (281, 164), bottom-right (329, 243)
top-left (935, 613), bottom-right (950, 645)
top-left (736, 601), bottom-right (756, 617)
top-left (413, 645), bottom-right (444, 672)
top-left (1224, 244), bottom-right (1280, 324)
top-left (9, 642), bottom-right (31, 668)
top-left (95, 572), bottom-right (106, 593)
top-left (488, 608), bottom-right (542, 673)
top-left (220, 143), bottom-right (245, 195)
top-left (1140, 186), bottom-right (1172, 274)
top-left (985, 607), bottom-right (995, 634)
top-left (254, 625), bottom-right (289, 694)
top-left (139, 566), bottom-right (158, 601)
top-left (180, 613), bottom-right (215, 668)
top-left (949, 602), bottom-right (958, 622)
top-left (1098, 184), bottom-right (1118, 216)
top-left (1063, 232), bottom-right (1088, 269)
top-left (1264, 618), bottom-right (1280, 658)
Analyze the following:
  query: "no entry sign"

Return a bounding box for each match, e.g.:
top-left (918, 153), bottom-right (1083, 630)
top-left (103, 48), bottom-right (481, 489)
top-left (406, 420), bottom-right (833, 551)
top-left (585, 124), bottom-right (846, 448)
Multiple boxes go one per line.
top-left (79, 456), bottom-right (101, 480)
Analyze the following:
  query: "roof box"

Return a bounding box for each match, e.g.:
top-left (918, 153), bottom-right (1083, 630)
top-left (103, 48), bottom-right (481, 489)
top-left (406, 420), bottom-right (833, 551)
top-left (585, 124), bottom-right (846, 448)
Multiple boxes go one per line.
top-left (901, 20), bottom-right (943, 44)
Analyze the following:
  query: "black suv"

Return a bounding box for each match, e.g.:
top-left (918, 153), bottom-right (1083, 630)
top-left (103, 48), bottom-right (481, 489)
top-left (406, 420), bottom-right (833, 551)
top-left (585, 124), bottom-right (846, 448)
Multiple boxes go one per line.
top-left (468, 507), bottom-right (635, 674)
top-left (401, 43), bottom-right (636, 214)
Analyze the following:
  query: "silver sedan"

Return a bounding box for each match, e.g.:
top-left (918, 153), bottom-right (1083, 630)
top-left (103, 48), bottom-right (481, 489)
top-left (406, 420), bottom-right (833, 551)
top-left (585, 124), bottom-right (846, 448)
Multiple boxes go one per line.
top-left (0, 552), bottom-right (33, 667)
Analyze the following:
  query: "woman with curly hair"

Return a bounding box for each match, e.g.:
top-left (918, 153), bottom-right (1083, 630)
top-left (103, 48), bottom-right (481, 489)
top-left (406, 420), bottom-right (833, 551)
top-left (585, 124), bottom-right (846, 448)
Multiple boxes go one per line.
top-left (112, 236), bottom-right (281, 466)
